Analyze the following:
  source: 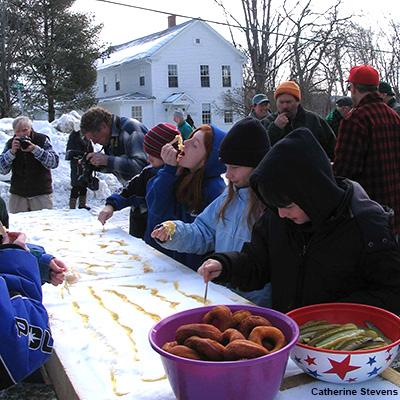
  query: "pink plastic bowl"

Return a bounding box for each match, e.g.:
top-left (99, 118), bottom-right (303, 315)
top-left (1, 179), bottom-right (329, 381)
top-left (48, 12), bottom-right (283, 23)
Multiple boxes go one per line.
top-left (287, 303), bottom-right (400, 384)
top-left (149, 304), bottom-right (299, 400)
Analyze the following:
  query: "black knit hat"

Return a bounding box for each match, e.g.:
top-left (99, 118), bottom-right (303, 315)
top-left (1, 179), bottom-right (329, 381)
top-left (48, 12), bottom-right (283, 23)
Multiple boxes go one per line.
top-left (219, 117), bottom-right (270, 167)
top-left (335, 96), bottom-right (352, 107)
top-left (379, 81), bottom-right (395, 96)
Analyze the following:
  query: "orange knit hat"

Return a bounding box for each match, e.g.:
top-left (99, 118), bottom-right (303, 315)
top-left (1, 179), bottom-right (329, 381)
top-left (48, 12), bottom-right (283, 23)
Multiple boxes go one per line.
top-left (274, 81), bottom-right (301, 101)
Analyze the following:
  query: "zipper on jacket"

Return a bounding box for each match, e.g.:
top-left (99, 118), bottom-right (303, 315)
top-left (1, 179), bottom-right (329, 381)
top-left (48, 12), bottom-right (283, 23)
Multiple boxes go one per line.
top-left (294, 240), bottom-right (308, 307)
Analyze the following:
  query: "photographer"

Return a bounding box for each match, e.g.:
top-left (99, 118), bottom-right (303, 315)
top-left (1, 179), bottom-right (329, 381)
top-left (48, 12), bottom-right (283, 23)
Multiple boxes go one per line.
top-left (65, 129), bottom-right (94, 210)
top-left (80, 107), bottom-right (148, 185)
top-left (0, 116), bottom-right (59, 213)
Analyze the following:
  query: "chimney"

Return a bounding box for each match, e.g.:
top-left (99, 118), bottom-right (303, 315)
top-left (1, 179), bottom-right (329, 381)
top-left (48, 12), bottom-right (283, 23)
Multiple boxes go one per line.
top-left (168, 15), bottom-right (176, 28)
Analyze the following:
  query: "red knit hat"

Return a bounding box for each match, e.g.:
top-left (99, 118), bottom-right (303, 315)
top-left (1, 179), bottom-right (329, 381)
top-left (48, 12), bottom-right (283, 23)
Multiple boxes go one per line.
top-left (347, 65), bottom-right (379, 86)
top-left (144, 123), bottom-right (179, 158)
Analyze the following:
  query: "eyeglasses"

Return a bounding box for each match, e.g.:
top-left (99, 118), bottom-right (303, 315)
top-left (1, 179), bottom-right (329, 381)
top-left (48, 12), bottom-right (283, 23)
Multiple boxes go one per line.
top-left (347, 83), bottom-right (352, 91)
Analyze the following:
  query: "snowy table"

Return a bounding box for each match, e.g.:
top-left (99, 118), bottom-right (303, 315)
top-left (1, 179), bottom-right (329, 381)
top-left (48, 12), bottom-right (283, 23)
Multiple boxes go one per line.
top-left (11, 210), bottom-right (400, 400)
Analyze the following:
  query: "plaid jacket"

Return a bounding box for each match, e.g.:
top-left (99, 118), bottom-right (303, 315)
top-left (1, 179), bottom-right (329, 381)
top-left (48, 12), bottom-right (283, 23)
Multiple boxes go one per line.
top-left (333, 92), bottom-right (400, 234)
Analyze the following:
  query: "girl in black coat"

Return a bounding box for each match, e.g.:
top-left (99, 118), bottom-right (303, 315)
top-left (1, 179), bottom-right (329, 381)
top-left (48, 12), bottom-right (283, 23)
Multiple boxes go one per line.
top-left (198, 128), bottom-right (400, 315)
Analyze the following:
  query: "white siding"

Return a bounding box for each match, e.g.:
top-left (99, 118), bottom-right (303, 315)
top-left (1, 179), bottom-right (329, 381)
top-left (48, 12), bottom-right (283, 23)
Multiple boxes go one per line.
top-left (150, 23), bottom-right (243, 130)
top-left (96, 21), bottom-right (244, 130)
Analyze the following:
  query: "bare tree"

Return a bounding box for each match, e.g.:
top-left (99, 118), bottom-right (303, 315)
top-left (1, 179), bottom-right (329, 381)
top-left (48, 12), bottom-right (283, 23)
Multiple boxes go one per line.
top-left (378, 20), bottom-right (400, 97)
top-left (213, 0), bottom-right (295, 104)
top-left (285, 0), bottom-right (353, 111)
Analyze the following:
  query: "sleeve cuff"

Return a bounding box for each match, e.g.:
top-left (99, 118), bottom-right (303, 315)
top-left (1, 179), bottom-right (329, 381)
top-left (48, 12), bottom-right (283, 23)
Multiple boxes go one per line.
top-left (7, 149), bottom-right (16, 160)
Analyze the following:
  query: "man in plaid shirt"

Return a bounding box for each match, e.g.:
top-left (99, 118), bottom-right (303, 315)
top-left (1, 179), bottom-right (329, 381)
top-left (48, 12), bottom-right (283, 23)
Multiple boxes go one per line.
top-left (333, 65), bottom-right (400, 236)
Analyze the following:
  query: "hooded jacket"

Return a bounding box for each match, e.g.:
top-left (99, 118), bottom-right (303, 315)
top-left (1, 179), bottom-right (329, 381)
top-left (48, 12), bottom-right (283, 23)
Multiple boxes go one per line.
top-left (146, 125), bottom-right (227, 270)
top-left (0, 246), bottom-right (53, 389)
top-left (209, 128), bottom-right (400, 314)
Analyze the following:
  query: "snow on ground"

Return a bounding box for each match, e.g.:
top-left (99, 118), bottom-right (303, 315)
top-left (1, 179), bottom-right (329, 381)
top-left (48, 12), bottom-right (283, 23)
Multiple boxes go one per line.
top-left (9, 208), bottom-right (248, 400)
top-left (0, 113), bottom-right (129, 230)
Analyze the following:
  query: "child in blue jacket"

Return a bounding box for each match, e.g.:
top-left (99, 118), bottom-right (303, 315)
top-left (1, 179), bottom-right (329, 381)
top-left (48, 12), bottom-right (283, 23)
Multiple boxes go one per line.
top-left (0, 232), bottom-right (54, 390)
top-left (152, 118), bottom-right (272, 305)
top-left (98, 123), bottom-right (179, 242)
top-left (147, 124), bottom-right (226, 270)
top-left (0, 198), bottom-right (67, 286)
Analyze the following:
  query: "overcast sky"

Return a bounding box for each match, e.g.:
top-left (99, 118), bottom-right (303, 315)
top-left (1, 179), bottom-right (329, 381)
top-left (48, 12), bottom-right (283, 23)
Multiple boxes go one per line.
top-left (71, 0), bottom-right (398, 47)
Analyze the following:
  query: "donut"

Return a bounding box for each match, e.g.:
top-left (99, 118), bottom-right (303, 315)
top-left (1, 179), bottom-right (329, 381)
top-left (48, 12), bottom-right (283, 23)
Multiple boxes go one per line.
top-left (165, 344), bottom-right (202, 360)
top-left (184, 336), bottom-right (225, 361)
top-left (224, 339), bottom-right (269, 360)
top-left (162, 341), bottom-right (178, 352)
top-left (248, 326), bottom-right (286, 353)
top-left (232, 310), bottom-right (252, 326)
top-left (221, 328), bottom-right (245, 345)
top-left (202, 305), bottom-right (234, 331)
top-left (175, 323), bottom-right (223, 344)
top-left (238, 315), bottom-right (272, 338)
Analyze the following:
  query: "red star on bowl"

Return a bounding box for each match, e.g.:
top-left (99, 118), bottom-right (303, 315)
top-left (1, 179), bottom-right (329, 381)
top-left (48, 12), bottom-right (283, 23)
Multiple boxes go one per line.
top-left (323, 355), bottom-right (361, 380)
top-left (304, 355), bottom-right (316, 365)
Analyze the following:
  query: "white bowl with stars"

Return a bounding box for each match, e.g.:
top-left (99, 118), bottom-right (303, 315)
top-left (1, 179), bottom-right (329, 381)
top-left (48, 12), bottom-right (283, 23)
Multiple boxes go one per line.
top-left (287, 303), bottom-right (400, 384)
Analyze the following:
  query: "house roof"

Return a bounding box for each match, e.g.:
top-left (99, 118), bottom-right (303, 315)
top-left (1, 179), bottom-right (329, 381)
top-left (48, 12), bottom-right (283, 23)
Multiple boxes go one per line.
top-left (162, 92), bottom-right (195, 105)
top-left (98, 92), bottom-right (155, 103)
top-left (97, 20), bottom-right (194, 71)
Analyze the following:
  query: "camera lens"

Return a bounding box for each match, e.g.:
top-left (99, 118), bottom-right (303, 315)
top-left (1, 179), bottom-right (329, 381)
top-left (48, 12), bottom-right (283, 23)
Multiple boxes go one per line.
top-left (20, 141), bottom-right (30, 150)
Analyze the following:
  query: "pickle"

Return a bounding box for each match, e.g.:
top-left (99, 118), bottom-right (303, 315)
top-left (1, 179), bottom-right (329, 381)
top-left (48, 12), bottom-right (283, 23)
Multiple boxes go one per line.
top-left (307, 324), bottom-right (358, 347)
top-left (298, 320), bottom-right (391, 350)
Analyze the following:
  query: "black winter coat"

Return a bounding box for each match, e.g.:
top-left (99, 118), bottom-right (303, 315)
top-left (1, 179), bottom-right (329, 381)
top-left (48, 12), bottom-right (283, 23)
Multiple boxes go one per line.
top-left (265, 105), bottom-right (336, 160)
top-left (210, 129), bottom-right (400, 314)
top-left (65, 131), bottom-right (94, 187)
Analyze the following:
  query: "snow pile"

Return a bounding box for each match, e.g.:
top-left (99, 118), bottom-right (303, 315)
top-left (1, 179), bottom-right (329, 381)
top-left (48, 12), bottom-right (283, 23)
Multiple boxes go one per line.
top-left (51, 110), bottom-right (81, 133)
top-left (10, 209), bottom-right (246, 400)
top-left (0, 112), bottom-right (122, 211)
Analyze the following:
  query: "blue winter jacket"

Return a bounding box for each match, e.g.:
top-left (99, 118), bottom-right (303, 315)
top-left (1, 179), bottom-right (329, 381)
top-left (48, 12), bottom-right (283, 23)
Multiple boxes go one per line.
top-left (158, 187), bottom-right (272, 306)
top-left (160, 187), bottom-right (252, 254)
top-left (27, 243), bottom-right (55, 285)
top-left (0, 246), bottom-right (53, 389)
top-left (146, 125), bottom-right (227, 269)
top-left (105, 166), bottom-right (175, 257)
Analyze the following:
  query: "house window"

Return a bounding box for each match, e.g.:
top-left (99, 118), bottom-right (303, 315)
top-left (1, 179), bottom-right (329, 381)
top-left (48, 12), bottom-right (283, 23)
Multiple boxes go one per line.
top-left (115, 73), bottom-right (120, 91)
top-left (224, 110), bottom-right (233, 124)
top-left (222, 65), bottom-right (231, 87)
top-left (140, 67), bottom-right (145, 86)
top-left (168, 64), bottom-right (178, 87)
top-left (194, 38), bottom-right (201, 45)
top-left (131, 106), bottom-right (143, 122)
top-left (200, 65), bottom-right (210, 87)
top-left (202, 103), bottom-right (211, 124)
top-left (103, 76), bottom-right (107, 93)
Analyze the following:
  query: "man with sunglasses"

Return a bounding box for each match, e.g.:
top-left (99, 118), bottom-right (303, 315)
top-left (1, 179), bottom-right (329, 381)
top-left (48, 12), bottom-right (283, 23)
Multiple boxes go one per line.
top-left (334, 65), bottom-right (400, 238)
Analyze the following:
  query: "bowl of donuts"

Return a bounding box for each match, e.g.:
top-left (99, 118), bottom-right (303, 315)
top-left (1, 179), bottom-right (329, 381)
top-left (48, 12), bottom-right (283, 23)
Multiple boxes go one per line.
top-left (149, 304), bottom-right (299, 400)
top-left (287, 302), bottom-right (400, 384)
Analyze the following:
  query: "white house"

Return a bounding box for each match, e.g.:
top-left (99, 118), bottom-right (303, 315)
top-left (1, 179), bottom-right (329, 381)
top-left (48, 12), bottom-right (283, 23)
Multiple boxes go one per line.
top-left (96, 17), bottom-right (245, 130)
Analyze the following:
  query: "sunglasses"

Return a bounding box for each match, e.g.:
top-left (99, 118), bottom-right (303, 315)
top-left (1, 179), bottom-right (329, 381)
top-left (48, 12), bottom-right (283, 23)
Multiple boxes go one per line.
top-left (347, 83), bottom-right (352, 91)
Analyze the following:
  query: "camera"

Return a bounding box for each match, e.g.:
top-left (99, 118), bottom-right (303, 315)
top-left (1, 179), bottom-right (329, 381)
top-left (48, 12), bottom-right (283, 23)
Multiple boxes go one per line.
top-left (77, 155), bottom-right (100, 191)
top-left (17, 136), bottom-right (32, 150)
